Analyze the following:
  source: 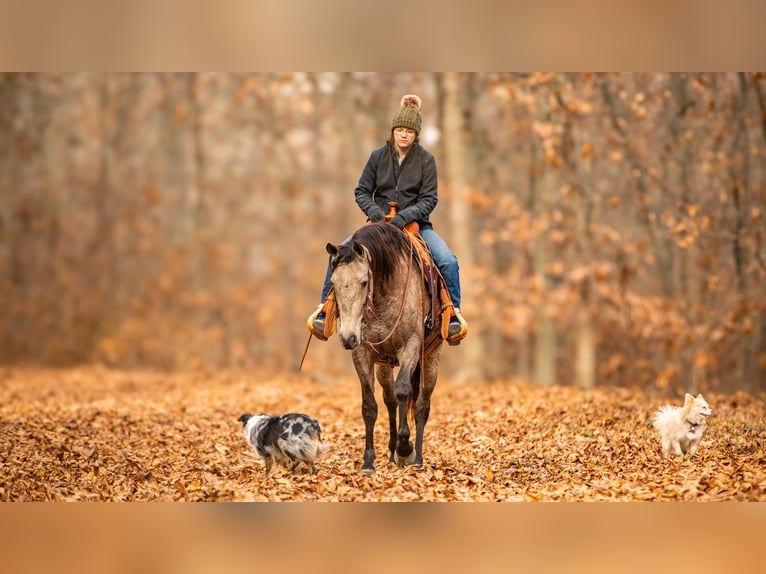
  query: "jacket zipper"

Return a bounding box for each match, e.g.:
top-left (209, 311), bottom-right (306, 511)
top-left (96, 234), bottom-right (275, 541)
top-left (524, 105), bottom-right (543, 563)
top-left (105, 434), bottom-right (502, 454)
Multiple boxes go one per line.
top-left (392, 143), bottom-right (413, 203)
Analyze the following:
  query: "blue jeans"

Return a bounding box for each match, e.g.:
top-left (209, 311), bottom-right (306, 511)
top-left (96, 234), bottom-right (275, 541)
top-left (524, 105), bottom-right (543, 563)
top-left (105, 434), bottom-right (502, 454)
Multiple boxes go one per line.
top-left (319, 227), bottom-right (462, 310)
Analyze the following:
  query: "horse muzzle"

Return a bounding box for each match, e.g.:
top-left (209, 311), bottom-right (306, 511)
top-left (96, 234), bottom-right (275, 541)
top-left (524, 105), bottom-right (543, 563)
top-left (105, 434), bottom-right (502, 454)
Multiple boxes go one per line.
top-left (340, 332), bottom-right (360, 350)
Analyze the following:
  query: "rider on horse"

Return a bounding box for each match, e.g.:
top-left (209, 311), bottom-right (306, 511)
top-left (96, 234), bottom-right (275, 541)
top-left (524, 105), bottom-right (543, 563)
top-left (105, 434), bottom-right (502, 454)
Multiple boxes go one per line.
top-left (309, 94), bottom-right (467, 344)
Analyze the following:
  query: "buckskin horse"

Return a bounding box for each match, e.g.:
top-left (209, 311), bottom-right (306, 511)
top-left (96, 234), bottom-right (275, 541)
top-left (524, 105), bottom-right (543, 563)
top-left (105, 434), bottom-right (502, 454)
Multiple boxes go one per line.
top-left (325, 222), bottom-right (446, 475)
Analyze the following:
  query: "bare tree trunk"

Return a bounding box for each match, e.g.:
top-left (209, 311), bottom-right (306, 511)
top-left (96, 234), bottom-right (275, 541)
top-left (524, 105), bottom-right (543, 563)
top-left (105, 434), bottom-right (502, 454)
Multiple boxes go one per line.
top-left (533, 233), bottom-right (556, 387)
top-left (666, 73), bottom-right (700, 391)
top-left (185, 73), bottom-right (230, 366)
top-left (600, 73), bottom-right (674, 297)
top-left (751, 73), bottom-right (766, 392)
top-left (95, 74), bottom-right (117, 346)
top-left (516, 149), bottom-right (535, 382)
top-left (730, 72), bottom-right (753, 391)
top-left (336, 72), bottom-right (365, 227)
top-left (440, 72), bottom-right (483, 381)
top-left (528, 87), bottom-right (557, 387)
top-left (556, 81), bottom-right (595, 390)
top-left (0, 74), bottom-right (17, 360)
top-left (532, 175), bottom-right (557, 387)
top-left (17, 76), bottom-right (49, 360)
top-left (531, 172), bottom-right (556, 387)
top-left (262, 73), bottom-right (298, 369)
top-left (670, 74), bottom-right (693, 305)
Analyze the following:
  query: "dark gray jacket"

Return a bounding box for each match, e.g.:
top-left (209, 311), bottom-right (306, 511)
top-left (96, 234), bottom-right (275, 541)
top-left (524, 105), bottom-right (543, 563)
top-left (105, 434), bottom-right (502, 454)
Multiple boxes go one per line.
top-left (354, 141), bottom-right (438, 230)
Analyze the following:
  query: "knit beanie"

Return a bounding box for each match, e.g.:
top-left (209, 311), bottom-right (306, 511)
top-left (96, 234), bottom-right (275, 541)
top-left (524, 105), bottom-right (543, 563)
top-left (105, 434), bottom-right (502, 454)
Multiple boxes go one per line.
top-left (391, 94), bottom-right (422, 134)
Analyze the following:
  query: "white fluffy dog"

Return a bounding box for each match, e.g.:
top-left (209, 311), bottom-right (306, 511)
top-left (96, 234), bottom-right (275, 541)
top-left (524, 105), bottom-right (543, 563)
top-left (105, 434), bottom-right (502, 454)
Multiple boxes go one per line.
top-left (653, 393), bottom-right (712, 457)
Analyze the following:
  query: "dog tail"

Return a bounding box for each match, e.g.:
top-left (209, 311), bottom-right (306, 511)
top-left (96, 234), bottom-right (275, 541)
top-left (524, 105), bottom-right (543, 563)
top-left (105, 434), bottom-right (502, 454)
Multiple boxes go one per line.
top-left (652, 405), bottom-right (675, 432)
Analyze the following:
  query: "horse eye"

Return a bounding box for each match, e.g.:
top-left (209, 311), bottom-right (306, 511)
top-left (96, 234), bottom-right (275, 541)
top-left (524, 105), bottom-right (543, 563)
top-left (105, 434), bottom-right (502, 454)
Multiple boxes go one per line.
top-left (361, 280), bottom-right (368, 289)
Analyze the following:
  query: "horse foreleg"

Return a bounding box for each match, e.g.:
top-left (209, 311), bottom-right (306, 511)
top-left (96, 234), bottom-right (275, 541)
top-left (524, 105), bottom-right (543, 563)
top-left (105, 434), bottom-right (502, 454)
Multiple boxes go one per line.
top-left (354, 352), bottom-right (378, 475)
top-left (376, 365), bottom-right (398, 464)
top-left (360, 388), bottom-right (378, 474)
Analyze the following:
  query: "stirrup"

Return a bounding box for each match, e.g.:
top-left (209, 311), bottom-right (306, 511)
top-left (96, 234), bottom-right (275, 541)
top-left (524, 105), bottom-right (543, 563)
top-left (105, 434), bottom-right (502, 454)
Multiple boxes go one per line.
top-left (306, 305), bottom-right (328, 341)
top-left (446, 308), bottom-right (468, 346)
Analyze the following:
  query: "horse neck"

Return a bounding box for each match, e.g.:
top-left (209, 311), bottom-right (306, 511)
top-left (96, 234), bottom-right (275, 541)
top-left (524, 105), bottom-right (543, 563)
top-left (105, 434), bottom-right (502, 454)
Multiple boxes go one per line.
top-left (369, 249), bottom-right (420, 317)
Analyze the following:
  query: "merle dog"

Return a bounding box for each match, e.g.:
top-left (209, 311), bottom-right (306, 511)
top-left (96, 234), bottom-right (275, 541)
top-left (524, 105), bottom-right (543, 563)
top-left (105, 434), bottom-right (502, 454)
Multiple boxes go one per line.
top-left (238, 412), bottom-right (326, 476)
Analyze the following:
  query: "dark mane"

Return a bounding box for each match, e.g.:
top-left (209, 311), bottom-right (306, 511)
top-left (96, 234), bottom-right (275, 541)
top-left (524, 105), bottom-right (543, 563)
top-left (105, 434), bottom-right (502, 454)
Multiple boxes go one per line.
top-left (332, 223), bottom-right (411, 291)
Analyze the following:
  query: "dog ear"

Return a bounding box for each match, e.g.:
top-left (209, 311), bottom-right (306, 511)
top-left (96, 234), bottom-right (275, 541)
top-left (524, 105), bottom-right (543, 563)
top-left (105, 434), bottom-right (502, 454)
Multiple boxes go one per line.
top-left (684, 393), bottom-right (694, 404)
top-left (696, 393), bottom-right (705, 401)
top-left (326, 243), bottom-right (339, 256)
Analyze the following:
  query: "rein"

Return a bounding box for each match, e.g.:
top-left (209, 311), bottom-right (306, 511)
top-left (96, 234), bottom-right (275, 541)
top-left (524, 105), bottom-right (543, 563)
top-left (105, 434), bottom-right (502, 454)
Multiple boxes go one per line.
top-left (365, 234), bottom-right (416, 350)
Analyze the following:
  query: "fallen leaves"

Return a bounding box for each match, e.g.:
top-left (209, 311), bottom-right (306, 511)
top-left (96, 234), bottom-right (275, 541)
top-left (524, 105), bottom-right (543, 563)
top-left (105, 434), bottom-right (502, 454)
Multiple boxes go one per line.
top-left (0, 367), bottom-right (764, 501)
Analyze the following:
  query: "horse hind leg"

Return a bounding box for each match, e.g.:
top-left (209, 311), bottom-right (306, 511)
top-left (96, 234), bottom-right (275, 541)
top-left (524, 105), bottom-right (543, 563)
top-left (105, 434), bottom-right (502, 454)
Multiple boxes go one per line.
top-left (392, 361), bottom-right (417, 467)
top-left (412, 352), bottom-right (440, 468)
top-left (376, 364), bottom-right (398, 464)
top-left (412, 392), bottom-right (432, 468)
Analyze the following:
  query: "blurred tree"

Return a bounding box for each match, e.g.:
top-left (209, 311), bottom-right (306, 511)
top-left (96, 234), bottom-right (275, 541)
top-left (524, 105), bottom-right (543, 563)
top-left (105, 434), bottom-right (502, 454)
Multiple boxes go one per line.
top-left (1, 73), bottom-right (765, 392)
top-left (439, 72), bottom-right (484, 381)
top-left (556, 74), bottom-right (595, 390)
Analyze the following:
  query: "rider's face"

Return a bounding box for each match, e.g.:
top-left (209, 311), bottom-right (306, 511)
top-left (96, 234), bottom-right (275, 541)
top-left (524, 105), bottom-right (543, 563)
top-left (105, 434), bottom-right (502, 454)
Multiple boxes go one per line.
top-left (393, 127), bottom-right (416, 153)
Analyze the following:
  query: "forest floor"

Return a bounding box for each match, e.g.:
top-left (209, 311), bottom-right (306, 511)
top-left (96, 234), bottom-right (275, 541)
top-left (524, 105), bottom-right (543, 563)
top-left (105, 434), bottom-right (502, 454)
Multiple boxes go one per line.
top-left (1, 366), bottom-right (764, 502)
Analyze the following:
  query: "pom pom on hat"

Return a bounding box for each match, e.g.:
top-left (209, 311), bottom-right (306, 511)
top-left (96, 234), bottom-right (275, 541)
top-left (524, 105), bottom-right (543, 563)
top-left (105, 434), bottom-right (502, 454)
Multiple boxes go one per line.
top-left (400, 94), bottom-right (422, 109)
top-left (391, 94), bottom-right (423, 134)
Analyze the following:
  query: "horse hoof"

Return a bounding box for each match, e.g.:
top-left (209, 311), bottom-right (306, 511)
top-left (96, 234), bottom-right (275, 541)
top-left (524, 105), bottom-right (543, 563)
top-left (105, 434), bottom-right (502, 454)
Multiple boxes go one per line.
top-left (359, 467), bottom-right (375, 476)
top-left (393, 450), bottom-right (416, 467)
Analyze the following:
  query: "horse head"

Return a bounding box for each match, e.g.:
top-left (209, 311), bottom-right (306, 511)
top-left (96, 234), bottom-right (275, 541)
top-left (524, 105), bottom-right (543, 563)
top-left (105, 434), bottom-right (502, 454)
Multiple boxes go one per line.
top-left (327, 240), bottom-right (372, 350)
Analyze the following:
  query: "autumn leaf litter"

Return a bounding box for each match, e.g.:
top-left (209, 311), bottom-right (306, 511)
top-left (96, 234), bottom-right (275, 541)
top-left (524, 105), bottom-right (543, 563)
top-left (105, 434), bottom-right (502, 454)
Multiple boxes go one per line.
top-left (1, 367), bottom-right (764, 501)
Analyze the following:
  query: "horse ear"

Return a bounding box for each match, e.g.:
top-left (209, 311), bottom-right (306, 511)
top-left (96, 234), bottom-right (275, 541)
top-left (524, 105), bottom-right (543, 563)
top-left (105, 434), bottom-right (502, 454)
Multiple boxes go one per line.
top-left (352, 241), bottom-right (367, 259)
top-left (326, 243), bottom-right (339, 256)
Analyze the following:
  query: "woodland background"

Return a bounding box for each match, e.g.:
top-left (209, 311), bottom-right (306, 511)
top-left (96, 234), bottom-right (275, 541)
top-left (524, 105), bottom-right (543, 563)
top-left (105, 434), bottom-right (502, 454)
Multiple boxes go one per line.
top-left (2, 72), bottom-right (766, 393)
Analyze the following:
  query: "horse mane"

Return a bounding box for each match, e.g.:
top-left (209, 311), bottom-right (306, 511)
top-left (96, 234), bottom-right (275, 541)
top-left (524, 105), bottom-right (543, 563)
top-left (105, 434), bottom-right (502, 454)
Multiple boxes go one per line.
top-left (332, 223), bottom-right (411, 292)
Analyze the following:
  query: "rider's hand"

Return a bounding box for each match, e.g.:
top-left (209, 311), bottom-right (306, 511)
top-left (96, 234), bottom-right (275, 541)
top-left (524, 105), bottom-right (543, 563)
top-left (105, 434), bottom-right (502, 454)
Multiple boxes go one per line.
top-left (389, 214), bottom-right (406, 229)
top-left (369, 207), bottom-right (386, 222)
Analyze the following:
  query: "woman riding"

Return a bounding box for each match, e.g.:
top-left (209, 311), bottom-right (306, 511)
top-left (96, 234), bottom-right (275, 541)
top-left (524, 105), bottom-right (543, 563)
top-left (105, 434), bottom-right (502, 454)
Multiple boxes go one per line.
top-left (309, 94), bottom-right (467, 343)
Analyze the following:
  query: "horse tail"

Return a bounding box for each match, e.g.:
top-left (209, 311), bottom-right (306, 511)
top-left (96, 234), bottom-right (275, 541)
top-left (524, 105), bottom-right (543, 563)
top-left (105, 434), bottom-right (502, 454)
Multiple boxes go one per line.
top-left (409, 362), bottom-right (421, 422)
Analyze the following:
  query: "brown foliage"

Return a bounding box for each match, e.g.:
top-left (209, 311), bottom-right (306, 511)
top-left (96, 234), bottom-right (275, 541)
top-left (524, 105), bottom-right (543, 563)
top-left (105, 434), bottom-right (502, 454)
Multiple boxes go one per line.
top-left (1, 367), bottom-right (764, 501)
top-left (2, 73), bottom-right (766, 390)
